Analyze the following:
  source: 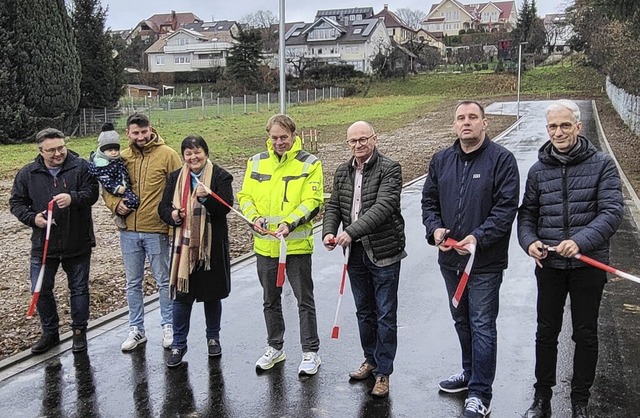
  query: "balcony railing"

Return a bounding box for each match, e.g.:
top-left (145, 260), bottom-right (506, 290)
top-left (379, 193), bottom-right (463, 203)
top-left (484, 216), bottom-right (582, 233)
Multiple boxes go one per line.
top-left (191, 58), bottom-right (226, 68)
top-left (164, 43), bottom-right (233, 53)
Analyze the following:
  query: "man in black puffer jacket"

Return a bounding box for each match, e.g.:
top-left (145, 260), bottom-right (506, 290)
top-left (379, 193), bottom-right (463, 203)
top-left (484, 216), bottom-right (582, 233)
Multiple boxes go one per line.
top-left (518, 100), bottom-right (624, 418)
top-left (10, 128), bottom-right (99, 354)
top-left (323, 121), bottom-right (406, 398)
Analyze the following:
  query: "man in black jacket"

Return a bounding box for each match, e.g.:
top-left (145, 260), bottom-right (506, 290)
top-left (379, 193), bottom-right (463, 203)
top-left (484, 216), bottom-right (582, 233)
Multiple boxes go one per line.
top-left (518, 100), bottom-right (624, 418)
top-left (10, 128), bottom-right (99, 354)
top-left (322, 121), bottom-right (406, 398)
top-left (422, 101), bottom-right (519, 418)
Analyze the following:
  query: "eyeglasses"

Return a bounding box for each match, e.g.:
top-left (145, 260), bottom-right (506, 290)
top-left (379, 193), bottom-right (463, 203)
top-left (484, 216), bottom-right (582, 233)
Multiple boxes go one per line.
top-left (39, 145), bottom-right (66, 155)
top-left (546, 123), bottom-right (574, 132)
top-left (347, 134), bottom-right (375, 147)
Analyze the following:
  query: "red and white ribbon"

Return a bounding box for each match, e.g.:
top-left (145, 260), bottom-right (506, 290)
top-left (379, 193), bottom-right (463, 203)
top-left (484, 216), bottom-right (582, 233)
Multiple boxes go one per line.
top-left (27, 200), bottom-right (54, 319)
top-left (276, 235), bottom-right (287, 287)
top-left (331, 245), bottom-right (350, 339)
top-left (442, 237), bottom-right (476, 309)
top-left (547, 246), bottom-right (640, 284)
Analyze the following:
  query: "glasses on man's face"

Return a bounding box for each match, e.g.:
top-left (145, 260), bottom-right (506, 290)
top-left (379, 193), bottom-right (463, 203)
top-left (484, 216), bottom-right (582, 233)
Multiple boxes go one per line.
top-left (546, 123), bottom-right (574, 133)
top-left (39, 145), bottom-right (66, 155)
top-left (347, 134), bottom-right (374, 147)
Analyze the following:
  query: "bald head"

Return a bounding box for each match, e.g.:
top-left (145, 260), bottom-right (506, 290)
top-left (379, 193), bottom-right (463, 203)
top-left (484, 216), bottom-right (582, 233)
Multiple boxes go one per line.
top-left (347, 121), bottom-right (377, 165)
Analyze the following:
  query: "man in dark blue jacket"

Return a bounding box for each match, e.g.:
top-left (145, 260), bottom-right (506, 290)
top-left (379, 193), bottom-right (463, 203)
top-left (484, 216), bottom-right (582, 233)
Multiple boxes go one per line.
top-left (518, 100), bottom-right (624, 418)
top-left (10, 128), bottom-right (99, 354)
top-left (422, 101), bottom-right (520, 418)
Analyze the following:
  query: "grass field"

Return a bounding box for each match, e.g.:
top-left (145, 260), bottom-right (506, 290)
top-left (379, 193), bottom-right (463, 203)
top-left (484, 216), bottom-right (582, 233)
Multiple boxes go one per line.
top-left (0, 63), bottom-right (605, 177)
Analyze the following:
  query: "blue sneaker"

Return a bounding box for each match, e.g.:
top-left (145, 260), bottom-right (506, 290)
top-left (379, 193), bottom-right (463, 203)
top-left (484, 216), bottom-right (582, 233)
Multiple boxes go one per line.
top-left (463, 396), bottom-right (491, 417)
top-left (438, 372), bottom-right (469, 393)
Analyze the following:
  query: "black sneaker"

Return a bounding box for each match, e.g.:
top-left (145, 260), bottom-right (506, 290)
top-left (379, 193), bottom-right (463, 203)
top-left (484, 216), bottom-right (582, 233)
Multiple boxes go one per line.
top-left (438, 372), bottom-right (469, 393)
top-left (167, 347), bottom-right (187, 368)
top-left (72, 329), bottom-right (87, 353)
top-left (525, 395), bottom-right (551, 418)
top-left (572, 402), bottom-right (589, 418)
top-left (208, 339), bottom-right (222, 357)
top-left (31, 333), bottom-right (60, 354)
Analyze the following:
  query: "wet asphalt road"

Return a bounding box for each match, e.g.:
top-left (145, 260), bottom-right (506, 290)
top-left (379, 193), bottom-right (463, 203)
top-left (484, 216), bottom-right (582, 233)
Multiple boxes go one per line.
top-left (1, 100), bottom-right (639, 417)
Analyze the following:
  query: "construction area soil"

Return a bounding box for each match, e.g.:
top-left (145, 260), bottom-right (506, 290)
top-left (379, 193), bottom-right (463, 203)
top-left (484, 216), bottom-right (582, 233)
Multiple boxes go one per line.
top-left (0, 96), bottom-right (637, 360)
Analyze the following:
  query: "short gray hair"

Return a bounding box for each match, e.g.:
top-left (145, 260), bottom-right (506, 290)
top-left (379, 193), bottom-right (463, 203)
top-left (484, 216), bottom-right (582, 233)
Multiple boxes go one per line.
top-left (545, 99), bottom-right (581, 122)
top-left (35, 128), bottom-right (65, 144)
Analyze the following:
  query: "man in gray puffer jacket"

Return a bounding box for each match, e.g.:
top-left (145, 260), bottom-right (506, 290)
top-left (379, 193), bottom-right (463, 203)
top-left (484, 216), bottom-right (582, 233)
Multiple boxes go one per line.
top-left (322, 121), bottom-right (406, 398)
top-left (518, 99), bottom-right (624, 418)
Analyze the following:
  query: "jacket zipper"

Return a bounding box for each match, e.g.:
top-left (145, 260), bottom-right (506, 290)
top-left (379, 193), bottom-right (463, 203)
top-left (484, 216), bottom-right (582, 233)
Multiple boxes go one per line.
top-left (561, 165), bottom-right (572, 268)
top-left (135, 150), bottom-right (145, 231)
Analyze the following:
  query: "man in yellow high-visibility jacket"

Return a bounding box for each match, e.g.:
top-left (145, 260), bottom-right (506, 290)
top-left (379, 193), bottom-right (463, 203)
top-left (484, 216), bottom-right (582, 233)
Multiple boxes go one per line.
top-left (238, 114), bottom-right (323, 376)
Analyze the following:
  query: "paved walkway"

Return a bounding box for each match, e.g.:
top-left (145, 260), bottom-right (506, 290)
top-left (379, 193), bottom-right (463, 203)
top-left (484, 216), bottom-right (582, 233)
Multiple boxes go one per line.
top-left (1, 100), bottom-right (639, 417)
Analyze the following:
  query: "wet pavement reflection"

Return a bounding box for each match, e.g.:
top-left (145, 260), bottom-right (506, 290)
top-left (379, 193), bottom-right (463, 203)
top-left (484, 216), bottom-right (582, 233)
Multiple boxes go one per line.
top-left (1, 100), bottom-right (639, 417)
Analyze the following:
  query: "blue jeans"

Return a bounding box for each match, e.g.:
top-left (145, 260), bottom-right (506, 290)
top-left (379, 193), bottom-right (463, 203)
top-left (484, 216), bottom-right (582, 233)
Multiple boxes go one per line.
top-left (534, 266), bottom-right (606, 403)
top-left (171, 296), bottom-right (222, 350)
top-left (441, 268), bottom-right (502, 404)
top-left (120, 231), bottom-right (172, 331)
top-left (347, 242), bottom-right (400, 377)
top-left (30, 253), bottom-right (90, 334)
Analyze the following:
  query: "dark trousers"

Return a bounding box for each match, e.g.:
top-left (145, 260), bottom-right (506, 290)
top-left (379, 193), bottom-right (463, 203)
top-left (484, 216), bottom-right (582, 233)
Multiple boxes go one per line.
top-left (256, 254), bottom-right (319, 352)
top-left (171, 295), bottom-right (222, 350)
top-left (533, 266), bottom-right (606, 403)
top-left (30, 253), bottom-right (91, 334)
top-left (347, 242), bottom-right (400, 377)
top-left (441, 268), bottom-right (502, 404)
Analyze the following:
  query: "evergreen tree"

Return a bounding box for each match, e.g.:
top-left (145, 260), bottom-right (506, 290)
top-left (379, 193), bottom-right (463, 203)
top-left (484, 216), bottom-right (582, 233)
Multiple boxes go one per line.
top-left (15, 0), bottom-right (81, 132)
top-left (227, 27), bottom-right (263, 93)
top-left (0, 0), bottom-right (31, 143)
top-left (72, 0), bottom-right (123, 108)
top-left (511, 0), bottom-right (546, 54)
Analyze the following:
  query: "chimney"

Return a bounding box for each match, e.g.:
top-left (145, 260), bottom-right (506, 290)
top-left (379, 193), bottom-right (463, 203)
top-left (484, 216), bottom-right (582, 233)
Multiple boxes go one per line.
top-left (384, 4), bottom-right (388, 10)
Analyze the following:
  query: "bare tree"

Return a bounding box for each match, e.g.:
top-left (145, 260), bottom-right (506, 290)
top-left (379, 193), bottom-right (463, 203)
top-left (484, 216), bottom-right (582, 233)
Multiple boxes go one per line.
top-left (284, 50), bottom-right (317, 79)
top-left (240, 10), bottom-right (279, 52)
top-left (395, 8), bottom-right (427, 30)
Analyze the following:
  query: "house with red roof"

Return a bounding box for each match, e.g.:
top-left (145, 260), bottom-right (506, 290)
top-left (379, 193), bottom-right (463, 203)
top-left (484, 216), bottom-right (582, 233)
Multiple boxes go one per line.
top-left (421, 0), bottom-right (517, 36)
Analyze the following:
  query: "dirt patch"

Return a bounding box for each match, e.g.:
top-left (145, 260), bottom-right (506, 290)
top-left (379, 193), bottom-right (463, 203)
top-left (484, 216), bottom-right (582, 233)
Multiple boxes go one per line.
top-left (5, 96), bottom-right (634, 361)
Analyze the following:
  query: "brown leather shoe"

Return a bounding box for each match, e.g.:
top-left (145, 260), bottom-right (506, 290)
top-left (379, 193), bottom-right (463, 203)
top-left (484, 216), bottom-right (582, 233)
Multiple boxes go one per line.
top-left (371, 375), bottom-right (389, 397)
top-left (349, 362), bottom-right (375, 380)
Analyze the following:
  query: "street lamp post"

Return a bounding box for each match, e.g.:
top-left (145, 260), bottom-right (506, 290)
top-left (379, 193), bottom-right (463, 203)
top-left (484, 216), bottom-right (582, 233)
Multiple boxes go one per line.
top-left (516, 41), bottom-right (528, 120)
top-left (278, 0), bottom-right (286, 114)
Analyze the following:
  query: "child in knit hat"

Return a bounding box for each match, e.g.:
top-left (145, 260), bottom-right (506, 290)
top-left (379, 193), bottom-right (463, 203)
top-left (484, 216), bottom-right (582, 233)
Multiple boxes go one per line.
top-left (89, 123), bottom-right (139, 230)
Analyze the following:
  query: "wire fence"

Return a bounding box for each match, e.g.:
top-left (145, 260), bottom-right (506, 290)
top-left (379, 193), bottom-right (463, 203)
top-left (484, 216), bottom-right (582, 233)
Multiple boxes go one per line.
top-left (75, 87), bottom-right (344, 137)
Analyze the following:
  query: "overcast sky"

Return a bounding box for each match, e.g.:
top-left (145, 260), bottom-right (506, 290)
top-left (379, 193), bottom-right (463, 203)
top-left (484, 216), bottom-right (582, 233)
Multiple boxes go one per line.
top-left (102, 0), bottom-right (574, 30)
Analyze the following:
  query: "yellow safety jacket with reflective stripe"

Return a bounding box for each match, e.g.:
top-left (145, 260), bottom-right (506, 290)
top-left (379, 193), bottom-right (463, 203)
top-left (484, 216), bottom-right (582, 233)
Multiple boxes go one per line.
top-left (237, 136), bottom-right (323, 257)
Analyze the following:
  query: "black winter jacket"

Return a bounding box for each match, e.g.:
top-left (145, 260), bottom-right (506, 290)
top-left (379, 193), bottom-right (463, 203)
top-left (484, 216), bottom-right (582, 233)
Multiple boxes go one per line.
top-left (10, 151), bottom-right (99, 258)
top-left (322, 148), bottom-right (406, 267)
top-left (158, 163), bottom-right (233, 302)
top-left (517, 136), bottom-right (624, 269)
top-left (422, 138), bottom-right (520, 273)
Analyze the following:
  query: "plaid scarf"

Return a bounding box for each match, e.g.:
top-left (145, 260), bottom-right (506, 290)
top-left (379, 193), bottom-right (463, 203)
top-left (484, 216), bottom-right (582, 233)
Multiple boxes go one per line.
top-left (169, 160), bottom-right (214, 296)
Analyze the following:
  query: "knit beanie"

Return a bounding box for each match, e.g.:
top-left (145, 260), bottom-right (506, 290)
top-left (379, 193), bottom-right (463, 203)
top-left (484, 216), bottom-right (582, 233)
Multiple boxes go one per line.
top-left (98, 122), bottom-right (120, 152)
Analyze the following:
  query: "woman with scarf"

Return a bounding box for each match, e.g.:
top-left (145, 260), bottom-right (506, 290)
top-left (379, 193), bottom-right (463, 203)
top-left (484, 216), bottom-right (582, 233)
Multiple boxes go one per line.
top-left (158, 135), bottom-right (233, 368)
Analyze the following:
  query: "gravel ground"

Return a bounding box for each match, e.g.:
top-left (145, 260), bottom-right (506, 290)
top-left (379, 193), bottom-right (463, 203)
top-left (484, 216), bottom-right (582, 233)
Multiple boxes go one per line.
top-left (1, 96), bottom-right (635, 361)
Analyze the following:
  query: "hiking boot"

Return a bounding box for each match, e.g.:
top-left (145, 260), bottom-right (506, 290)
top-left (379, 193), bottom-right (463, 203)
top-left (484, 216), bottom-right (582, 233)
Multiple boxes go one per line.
top-left (525, 395), bottom-right (552, 418)
top-left (298, 352), bottom-right (321, 375)
top-left (31, 332), bottom-right (60, 354)
top-left (121, 326), bottom-right (147, 352)
top-left (349, 361), bottom-right (375, 380)
top-left (167, 347), bottom-right (187, 368)
top-left (255, 346), bottom-right (286, 370)
top-left (371, 375), bottom-right (390, 397)
top-left (438, 372), bottom-right (469, 393)
top-left (71, 328), bottom-right (87, 353)
top-left (162, 324), bottom-right (173, 349)
top-left (572, 402), bottom-right (589, 418)
top-left (113, 214), bottom-right (127, 230)
top-left (208, 339), bottom-right (222, 357)
top-left (463, 397), bottom-right (491, 418)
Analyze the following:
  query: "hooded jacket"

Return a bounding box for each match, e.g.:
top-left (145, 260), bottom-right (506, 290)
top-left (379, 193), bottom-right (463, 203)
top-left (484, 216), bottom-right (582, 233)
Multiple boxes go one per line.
top-left (517, 136), bottom-right (624, 268)
top-left (10, 151), bottom-right (99, 258)
top-left (103, 128), bottom-right (181, 233)
top-left (237, 136), bottom-right (323, 257)
top-left (422, 137), bottom-right (520, 273)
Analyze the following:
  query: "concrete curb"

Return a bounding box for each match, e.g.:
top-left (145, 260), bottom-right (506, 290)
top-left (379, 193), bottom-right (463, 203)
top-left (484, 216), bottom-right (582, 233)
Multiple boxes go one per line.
top-left (592, 99), bottom-right (640, 230)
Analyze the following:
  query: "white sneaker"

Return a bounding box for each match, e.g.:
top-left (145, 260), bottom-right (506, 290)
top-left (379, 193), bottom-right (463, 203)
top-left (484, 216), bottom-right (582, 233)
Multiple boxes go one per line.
top-left (298, 352), bottom-right (321, 375)
top-left (162, 324), bottom-right (173, 349)
top-left (121, 326), bottom-right (147, 352)
top-left (255, 346), bottom-right (286, 370)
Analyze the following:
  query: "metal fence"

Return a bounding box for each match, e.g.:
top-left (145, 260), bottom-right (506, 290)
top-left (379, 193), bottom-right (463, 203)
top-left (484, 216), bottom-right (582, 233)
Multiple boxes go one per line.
top-left (76, 87), bottom-right (344, 137)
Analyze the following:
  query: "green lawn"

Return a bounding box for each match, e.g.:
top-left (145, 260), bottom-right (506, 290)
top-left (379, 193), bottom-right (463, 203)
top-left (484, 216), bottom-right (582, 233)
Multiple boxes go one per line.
top-left (0, 63), bottom-right (605, 178)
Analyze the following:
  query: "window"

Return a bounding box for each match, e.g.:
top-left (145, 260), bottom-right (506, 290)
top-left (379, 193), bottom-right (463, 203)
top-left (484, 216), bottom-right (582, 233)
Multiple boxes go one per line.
top-left (354, 28), bottom-right (362, 34)
top-left (174, 55), bottom-right (191, 64)
top-left (156, 55), bottom-right (165, 65)
top-left (387, 28), bottom-right (394, 36)
top-left (177, 38), bottom-right (188, 46)
top-left (350, 15), bottom-right (356, 21)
